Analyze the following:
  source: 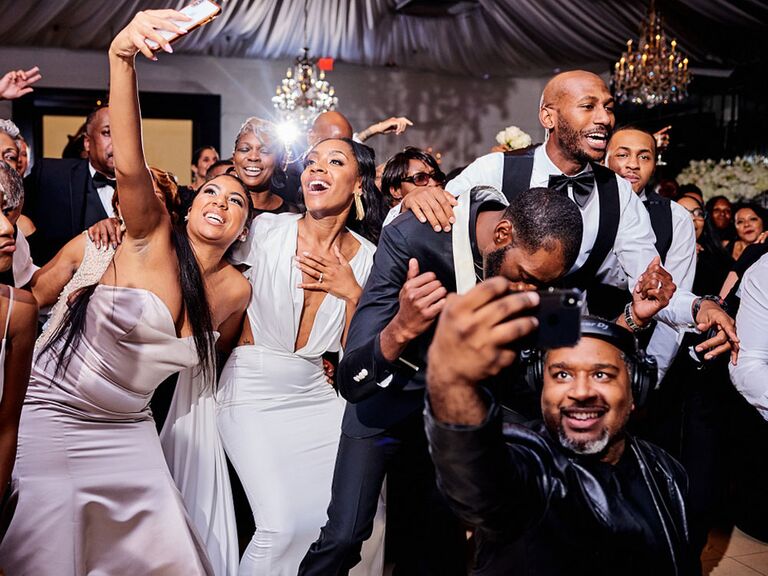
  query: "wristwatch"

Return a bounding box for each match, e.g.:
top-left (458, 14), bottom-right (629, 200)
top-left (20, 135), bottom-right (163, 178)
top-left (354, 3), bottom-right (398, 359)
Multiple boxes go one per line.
top-left (691, 295), bottom-right (726, 321)
top-left (624, 302), bottom-right (652, 332)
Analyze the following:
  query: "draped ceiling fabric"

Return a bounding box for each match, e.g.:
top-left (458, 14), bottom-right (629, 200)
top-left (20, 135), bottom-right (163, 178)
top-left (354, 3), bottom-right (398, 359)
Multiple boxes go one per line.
top-left (0, 1), bottom-right (765, 77)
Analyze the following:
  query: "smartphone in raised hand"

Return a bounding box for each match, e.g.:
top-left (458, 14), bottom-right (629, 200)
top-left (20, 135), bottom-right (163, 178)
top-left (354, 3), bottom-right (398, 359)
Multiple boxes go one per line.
top-left (145, 0), bottom-right (221, 51)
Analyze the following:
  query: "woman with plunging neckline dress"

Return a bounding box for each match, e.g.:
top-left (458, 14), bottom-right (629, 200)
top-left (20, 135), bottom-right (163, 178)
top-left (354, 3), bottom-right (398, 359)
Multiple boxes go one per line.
top-left (0, 10), bottom-right (251, 575)
top-left (216, 137), bottom-right (386, 575)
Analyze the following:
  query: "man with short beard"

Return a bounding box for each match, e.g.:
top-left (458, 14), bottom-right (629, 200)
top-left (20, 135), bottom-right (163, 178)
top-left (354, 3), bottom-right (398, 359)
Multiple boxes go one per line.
top-left (300, 186), bottom-right (586, 575)
top-left (426, 300), bottom-right (697, 576)
top-left (402, 70), bottom-right (735, 362)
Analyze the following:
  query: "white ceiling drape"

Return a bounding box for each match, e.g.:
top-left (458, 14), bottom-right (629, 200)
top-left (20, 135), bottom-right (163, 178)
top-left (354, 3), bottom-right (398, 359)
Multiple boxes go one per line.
top-left (0, 1), bottom-right (765, 76)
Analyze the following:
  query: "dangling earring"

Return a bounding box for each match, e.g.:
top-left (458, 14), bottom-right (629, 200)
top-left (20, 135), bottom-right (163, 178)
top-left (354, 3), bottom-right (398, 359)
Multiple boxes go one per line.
top-left (184, 213), bottom-right (189, 222)
top-left (354, 191), bottom-right (365, 221)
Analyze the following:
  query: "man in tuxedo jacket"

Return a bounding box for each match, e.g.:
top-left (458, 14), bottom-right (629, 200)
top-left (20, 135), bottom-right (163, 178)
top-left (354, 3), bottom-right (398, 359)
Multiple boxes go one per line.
top-left (24, 105), bottom-right (115, 265)
top-left (299, 186), bottom-right (586, 575)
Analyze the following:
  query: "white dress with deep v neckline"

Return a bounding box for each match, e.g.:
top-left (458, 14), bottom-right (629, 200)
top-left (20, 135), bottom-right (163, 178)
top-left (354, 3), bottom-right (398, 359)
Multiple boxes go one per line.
top-left (0, 284), bottom-right (214, 575)
top-left (216, 213), bottom-right (383, 576)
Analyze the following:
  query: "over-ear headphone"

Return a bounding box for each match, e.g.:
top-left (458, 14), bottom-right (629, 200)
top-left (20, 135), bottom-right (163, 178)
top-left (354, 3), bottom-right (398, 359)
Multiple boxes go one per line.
top-left (519, 316), bottom-right (657, 408)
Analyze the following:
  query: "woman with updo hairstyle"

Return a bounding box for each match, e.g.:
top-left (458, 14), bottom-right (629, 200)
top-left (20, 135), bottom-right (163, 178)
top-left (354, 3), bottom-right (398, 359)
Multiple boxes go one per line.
top-left (216, 136), bottom-right (385, 574)
top-left (233, 116), bottom-right (300, 215)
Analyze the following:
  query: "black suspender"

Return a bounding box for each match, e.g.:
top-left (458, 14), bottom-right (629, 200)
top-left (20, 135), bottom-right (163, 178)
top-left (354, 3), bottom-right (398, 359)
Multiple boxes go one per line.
top-left (560, 164), bottom-right (620, 289)
top-left (501, 148), bottom-right (536, 203)
top-left (644, 190), bottom-right (673, 265)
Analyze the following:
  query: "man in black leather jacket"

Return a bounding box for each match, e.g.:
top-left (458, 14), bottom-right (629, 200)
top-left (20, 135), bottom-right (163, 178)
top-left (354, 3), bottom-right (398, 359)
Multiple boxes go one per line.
top-left (425, 282), bottom-right (698, 576)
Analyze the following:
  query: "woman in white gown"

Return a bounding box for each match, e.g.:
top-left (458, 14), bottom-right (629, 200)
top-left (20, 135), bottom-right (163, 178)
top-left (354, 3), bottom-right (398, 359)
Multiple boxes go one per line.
top-left (216, 137), bottom-right (386, 575)
top-left (0, 11), bottom-right (251, 575)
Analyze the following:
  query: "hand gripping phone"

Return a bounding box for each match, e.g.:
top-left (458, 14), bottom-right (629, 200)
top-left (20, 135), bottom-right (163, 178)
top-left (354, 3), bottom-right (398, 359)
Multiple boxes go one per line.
top-left (145, 0), bottom-right (221, 51)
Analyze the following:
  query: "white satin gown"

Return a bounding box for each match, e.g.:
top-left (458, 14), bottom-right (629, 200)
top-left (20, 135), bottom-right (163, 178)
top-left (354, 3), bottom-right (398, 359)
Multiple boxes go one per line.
top-left (216, 213), bottom-right (384, 576)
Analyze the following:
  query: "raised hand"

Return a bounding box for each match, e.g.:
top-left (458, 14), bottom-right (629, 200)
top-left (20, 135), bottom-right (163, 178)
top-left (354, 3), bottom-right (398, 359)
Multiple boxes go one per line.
top-left (428, 277), bottom-right (539, 388)
top-left (0, 67), bottom-right (42, 100)
top-left (296, 245), bottom-right (362, 303)
top-left (390, 258), bottom-right (448, 341)
top-left (109, 10), bottom-right (190, 61)
top-left (629, 256), bottom-right (676, 326)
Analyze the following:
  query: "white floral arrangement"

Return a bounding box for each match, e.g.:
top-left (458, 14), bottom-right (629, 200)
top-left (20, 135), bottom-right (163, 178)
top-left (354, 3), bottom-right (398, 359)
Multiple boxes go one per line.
top-left (495, 125), bottom-right (532, 151)
top-left (677, 155), bottom-right (768, 202)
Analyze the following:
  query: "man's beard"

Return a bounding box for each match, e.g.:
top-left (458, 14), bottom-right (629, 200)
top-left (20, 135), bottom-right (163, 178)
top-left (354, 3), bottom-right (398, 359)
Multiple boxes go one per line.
top-left (555, 116), bottom-right (607, 165)
top-left (483, 244), bottom-right (510, 279)
top-left (557, 425), bottom-right (611, 455)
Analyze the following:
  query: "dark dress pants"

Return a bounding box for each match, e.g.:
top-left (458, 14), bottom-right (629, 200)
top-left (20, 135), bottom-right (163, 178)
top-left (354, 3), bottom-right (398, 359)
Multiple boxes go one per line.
top-left (298, 410), bottom-right (467, 575)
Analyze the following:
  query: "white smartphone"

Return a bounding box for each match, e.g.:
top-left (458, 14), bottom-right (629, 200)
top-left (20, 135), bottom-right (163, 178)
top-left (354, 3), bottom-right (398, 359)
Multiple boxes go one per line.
top-left (145, 0), bottom-right (221, 50)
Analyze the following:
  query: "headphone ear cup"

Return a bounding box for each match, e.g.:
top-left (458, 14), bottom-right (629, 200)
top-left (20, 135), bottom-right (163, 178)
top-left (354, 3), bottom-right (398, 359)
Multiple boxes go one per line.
top-left (520, 349), bottom-right (544, 392)
top-left (630, 350), bottom-right (657, 409)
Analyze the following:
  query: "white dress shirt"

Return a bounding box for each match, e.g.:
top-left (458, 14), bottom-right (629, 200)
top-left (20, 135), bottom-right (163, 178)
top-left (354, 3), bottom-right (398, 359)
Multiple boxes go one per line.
top-left (599, 192), bottom-right (697, 381)
top-left (88, 163), bottom-right (116, 218)
top-left (729, 254), bottom-right (768, 420)
top-left (444, 147), bottom-right (698, 330)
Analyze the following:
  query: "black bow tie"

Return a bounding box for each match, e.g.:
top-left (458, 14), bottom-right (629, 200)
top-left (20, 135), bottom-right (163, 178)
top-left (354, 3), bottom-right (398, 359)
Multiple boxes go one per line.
top-left (548, 172), bottom-right (594, 208)
top-left (92, 171), bottom-right (116, 188)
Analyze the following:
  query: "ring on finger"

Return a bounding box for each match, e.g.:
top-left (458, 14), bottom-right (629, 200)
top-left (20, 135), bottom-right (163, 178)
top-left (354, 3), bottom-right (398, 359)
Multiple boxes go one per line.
top-left (319, 272), bottom-right (324, 283)
top-left (656, 280), bottom-right (662, 290)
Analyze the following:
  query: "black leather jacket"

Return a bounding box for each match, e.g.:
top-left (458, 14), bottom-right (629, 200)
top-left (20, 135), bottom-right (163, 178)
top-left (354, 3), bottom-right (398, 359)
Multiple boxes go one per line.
top-left (425, 401), bottom-right (698, 576)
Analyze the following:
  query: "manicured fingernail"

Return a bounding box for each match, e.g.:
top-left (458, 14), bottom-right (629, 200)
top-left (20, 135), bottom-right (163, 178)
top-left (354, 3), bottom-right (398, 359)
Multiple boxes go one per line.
top-left (443, 225), bottom-right (451, 232)
top-left (434, 225), bottom-right (441, 232)
top-left (418, 217), bottom-right (426, 223)
top-left (163, 44), bottom-right (173, 53)
top-left (449, 217), bottom-right (456, 223)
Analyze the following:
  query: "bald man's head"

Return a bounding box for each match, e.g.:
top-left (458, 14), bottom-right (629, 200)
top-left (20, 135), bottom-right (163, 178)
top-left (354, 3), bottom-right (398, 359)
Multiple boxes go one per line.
top-left (539, 70), bottom-right (615, 168)
top-left (308, 111), bottom-right (354, 147)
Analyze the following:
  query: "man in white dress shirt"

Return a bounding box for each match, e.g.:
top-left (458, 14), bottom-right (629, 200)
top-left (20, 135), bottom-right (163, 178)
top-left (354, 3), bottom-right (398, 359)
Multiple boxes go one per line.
top-left (604, 127), bottom-right (697, 379)
top-left (398, 70), bottom-right (736, 360)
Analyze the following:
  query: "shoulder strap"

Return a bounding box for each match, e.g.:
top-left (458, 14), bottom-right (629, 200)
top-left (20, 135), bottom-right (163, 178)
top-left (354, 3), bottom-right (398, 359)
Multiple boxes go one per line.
top-left (644, 190), bottom-right (673, 264)
top-left (501, 147), bottom-right (536, 203)
top-left (560, 164), bottom-right (620, 289)
top-left (3, 287), bottom-right (13, 341)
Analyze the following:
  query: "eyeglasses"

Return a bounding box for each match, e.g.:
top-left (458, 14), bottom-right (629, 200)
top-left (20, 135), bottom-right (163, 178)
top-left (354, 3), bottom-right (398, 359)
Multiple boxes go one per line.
top-left (686, 207), bottom-right (706, 219)
top-left (401, 170), bottom-right (446, 186)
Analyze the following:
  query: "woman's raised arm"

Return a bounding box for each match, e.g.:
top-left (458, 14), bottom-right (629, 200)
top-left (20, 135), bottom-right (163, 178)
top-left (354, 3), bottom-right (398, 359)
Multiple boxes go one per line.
top-left (107, 11), bottom-right (189, 239)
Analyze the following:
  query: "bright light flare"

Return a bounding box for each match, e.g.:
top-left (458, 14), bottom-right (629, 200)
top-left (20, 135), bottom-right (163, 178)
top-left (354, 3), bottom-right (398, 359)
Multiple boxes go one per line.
top-left (276, 121), bottom-right (301, 145)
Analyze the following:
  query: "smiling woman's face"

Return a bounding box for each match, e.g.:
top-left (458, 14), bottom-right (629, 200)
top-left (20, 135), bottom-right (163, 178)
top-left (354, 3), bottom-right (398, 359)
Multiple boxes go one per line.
top-left (232, 131), bottom-right (277, 194)
top-left (301, 139), bottom-right (361, 218)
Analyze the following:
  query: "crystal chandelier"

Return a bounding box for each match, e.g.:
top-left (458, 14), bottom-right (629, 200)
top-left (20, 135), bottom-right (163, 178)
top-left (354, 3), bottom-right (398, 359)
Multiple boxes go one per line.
top-left (612, 0), bottom-right (691, 108)
top-left (272, 0), bottom-right (338, 128)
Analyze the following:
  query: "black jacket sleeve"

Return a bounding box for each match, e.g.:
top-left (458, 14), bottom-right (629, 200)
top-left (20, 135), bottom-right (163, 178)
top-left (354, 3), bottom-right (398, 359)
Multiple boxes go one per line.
top-left (338, 222), bottom-right (414, 402)
top-left (424, 398), bottom-right (548, 539)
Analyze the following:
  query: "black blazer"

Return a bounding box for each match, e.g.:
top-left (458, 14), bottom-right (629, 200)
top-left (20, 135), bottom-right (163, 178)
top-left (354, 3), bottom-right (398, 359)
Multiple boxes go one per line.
top-left (338, 210), bottom-right (457, 438)
top-left (23, 158), bottom-right (109, 265)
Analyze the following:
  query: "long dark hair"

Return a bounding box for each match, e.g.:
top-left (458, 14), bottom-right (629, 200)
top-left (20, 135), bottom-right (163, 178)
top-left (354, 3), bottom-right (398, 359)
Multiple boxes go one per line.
top-left (337, 138), bottom-right (386, 244)
top-left (40, 177), bottom-right (250, 382)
